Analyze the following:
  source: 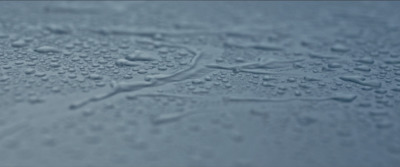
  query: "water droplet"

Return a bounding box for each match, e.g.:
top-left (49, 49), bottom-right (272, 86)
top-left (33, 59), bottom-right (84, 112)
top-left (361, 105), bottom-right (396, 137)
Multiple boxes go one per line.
top-left (88, 74), bottom-right (102, 80)
top-left (34, 46), bottom-right (62, 53)
top-left (11, 40), bottom-right (27, 48)
top-left (331, 43), bottom-right (350, 52)
top-left (125, 50), bottom-right (157, 61)
top-left (24, 68), bottom-right (35, 75)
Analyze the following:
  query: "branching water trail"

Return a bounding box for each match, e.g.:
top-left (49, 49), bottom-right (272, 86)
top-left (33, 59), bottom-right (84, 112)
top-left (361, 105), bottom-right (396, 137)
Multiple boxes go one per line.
top-left (70, 37), bottom-right (306, 110)
top-left (70, 43), bottom-right (219, 109)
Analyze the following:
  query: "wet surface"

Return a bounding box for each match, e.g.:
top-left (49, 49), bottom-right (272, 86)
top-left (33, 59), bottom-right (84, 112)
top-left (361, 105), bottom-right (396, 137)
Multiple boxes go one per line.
top-left (0, 1), bottom-right (400, 167)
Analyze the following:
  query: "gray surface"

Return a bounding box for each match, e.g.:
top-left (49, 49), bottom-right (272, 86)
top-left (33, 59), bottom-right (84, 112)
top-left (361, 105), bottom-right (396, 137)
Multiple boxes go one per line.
top-left (0, 1), bottom-right (400, 167)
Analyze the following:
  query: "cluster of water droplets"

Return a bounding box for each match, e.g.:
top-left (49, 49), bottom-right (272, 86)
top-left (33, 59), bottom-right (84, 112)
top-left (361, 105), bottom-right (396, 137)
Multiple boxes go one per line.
top-left (1, 2), bottom-right (400, 167)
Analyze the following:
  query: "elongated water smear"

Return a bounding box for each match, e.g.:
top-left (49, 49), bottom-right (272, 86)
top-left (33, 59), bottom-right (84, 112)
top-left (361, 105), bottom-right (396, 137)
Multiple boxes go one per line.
top-left (239, 59), bottom-right (305, 69)
top-left (206, 64), bottom-right (291, 75)
top-left (151, 112), bottom-right (195, 125)
top-left (126, 93), bottom-right (197, 100)
top-left (206, 58), bottom-right (303, 75)
top-left (0, 123), bottom-right (28, 141)
top-left (308, 53), bottom-right (338, 59)
top-left (339, 76), bottom-right (381, 88)
top-left (89, 27), bottom-right (265, 38)
top-left (223, 94), bottom-right (357, 103)
top-left (224, 41), bottom-right (283, 51)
